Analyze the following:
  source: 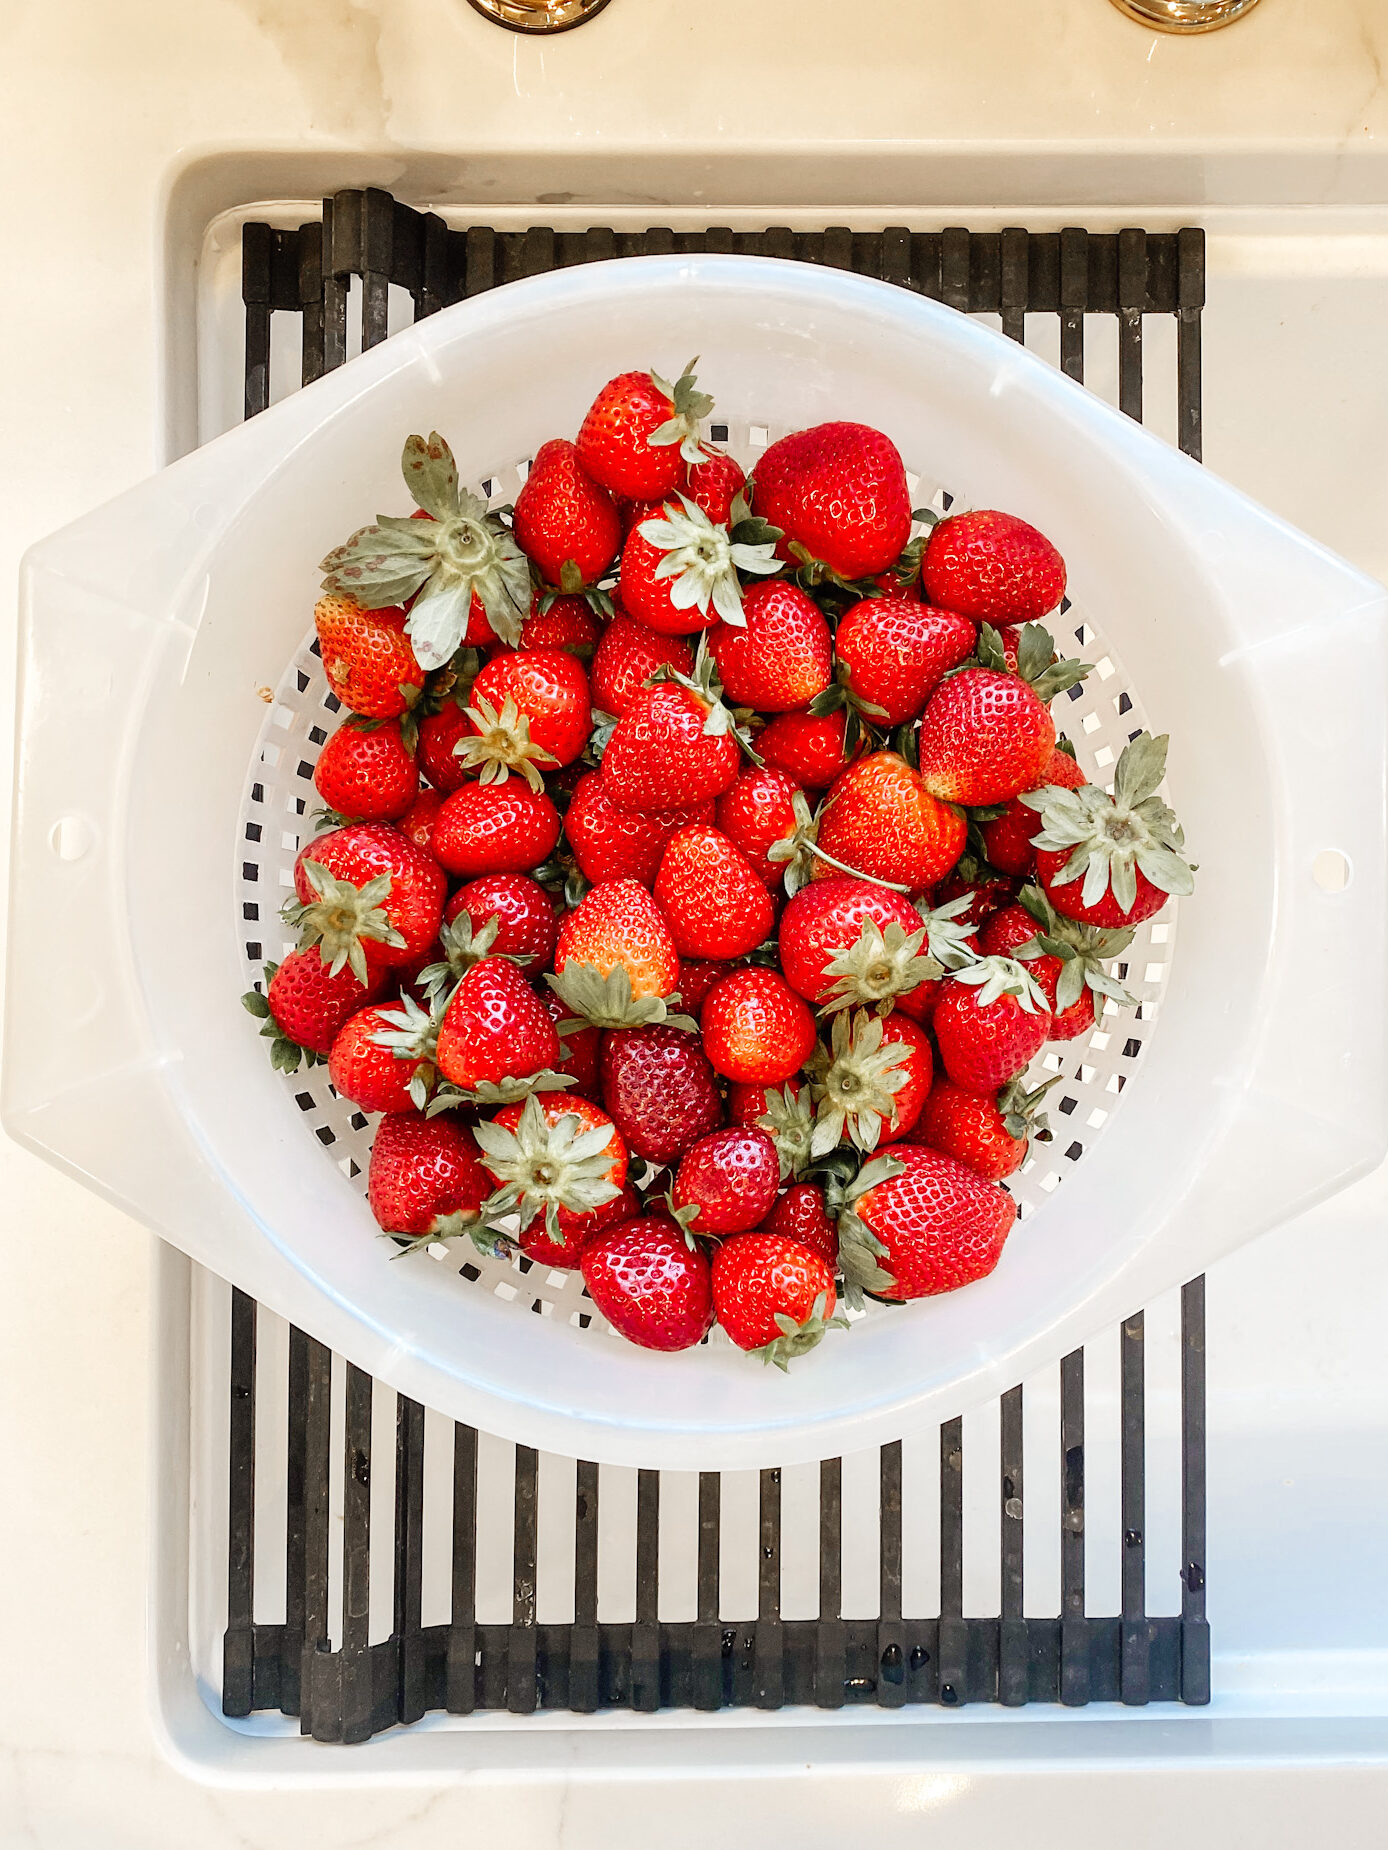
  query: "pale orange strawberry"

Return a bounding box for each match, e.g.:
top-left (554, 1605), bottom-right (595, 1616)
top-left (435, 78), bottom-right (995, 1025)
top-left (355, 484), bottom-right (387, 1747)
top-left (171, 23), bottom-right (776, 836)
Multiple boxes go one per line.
top-left (314, 595), bottom-right (425, 719)
top-left (551, 880), bottom-right (683, 1028)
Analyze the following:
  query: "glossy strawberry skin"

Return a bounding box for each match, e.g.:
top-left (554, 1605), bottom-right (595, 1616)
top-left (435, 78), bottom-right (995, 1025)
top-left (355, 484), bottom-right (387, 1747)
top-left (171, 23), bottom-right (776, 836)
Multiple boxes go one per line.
top-left (416, 702), bottom-right (474, 793)
top-left (314, 595), bottom-right (425, 719)
top-left (367, 1112), bottom-right (490, 1237)
top-left (576, 372), bottom-right (686, 500)
top-left (399, 786), bottom-right (445, 854)
top-left (600, 683), bottom-right (741, 812)
top-left (266, 948), bottom-right (381, 1056)
top-left (468, 648), bottom-right (592, 769)
top-left (618, 520), bottom-right (719, 636)
top-left (542, 990), bottom-right (601, 1099)
top-left (435, 956), bottom-right (560, 1088)
top-left (1035, 848), bottom-right (1170, 929)
top-left (564, 771), bottom-right (714, 888)
top-left (314, 719), bottom-right (419, 821)
top-left (727, 1075), bottom-right (804, 1129)
top-left (915, 1079), bottom-right (1028, 1181)
top-left (432, 780), bottom-right (561, 877)
top-left (764, 1183), bottom-right (839, 1267)
top-left (296, 822), bottom-right (447, 965)
top-left (600, 1025), bottom-right (724, 1165)
top-left (921, 510), bottom-right (1066, 625)
top-left (778, 876), bottom-right (925, 1005)
top-left (582, 1218), bottom-right (714, 1352)
top-left (700, 968), bottom-right (817, 1085)
top-left (516, 595), bottom-right (601, 659)
top-left (933, 978), bottom-right (1050, 1093)
top-left (833, 597), bottom-right (976, 725)
top-left (758, 708), bottom-right (861, 790)
top-left (446, 872), bottom-right (558, 967)
top-left (750, 422), bottom-right (912, 580)
top-left (512, 438), bottom-right (622, 586)
top-left (873, 1013), bottom-right (935, 1145)
top-left (707, 581), bottom-right (833, 712)
top-left (712, 1234), bottom-right (837, 1352)
top-left (982, 746), bottom-right (1087, 875)
top-left (518, 1181), bottom-right (641, 1269)
top-left (813, 752), bottom-right (966, 894)
top-left (671, 1125), bottom-right (781, 1235)
top-left (672, 959), bottom-right (722, 1014)
top-left (554, 879), bottom-right (681, 1000)
top-left (715, 767), bottom-right (801, 886)
top-left (683, 445), bottom-right (745, 524)
top-left (589, 612), bottom-right (695, 718)
top-left (917, 669), bottom-right (1057, 806)
top-left (654, 824), bottom-right (776, 960)
top-left (853, 1144), bottom-right (1017, 1300)
top-left (328, 1004), bottom-right (424, 1114)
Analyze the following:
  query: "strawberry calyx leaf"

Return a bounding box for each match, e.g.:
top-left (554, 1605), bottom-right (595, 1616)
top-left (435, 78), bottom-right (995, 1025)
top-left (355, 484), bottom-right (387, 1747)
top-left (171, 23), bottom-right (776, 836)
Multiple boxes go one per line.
top-left (646, 357), bottom-right (715, 466)
top-left (752, 1290), bottom-right (850, 1371)
top-left (546, 962), bottom-right (696, 1033)
top-left (281, 860), bottom-right (406, 986)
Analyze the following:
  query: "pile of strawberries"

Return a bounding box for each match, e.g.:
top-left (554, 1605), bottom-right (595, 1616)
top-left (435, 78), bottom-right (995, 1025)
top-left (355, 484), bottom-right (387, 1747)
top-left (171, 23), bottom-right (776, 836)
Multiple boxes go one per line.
top-left (243, 360), bottom-right (1195, 1368)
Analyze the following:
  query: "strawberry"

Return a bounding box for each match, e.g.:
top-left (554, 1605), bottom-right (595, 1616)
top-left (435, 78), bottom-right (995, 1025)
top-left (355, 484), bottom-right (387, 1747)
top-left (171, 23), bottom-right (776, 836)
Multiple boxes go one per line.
top-left (808, 1009), bottom-right (932, 1155)
top-left (921, 510), bottom-right (1066, 625)
top-left (516, 595), bottom-right (601, 659)
top-left (243, 950), bottom-right (382, 1070)
top-left (682, 444), bottom-right (746, 525)
top-left (890, 891), bottom-right (981, 1026)
top-left (399, 786), bottom-right (444, 853)
top-left (653, 824), bottom-right (776, 960)
top-left (432, 779), bottom-right (561, 877)
top-left (914, 1075), bottom-right (1058, 1182)
top-left (290, 822), bottom-right (447, 980)
top-left (475, 1092), bottom-right (627, 1249)
top-left (589, 612), bottom-right (694, 718)
top-left (512, 438), bottom-right (622, 593)
top-left (618, 494), bottom-right (780, 633)
top-left (576, 361), bottom-right (713, 500)
top-left (599, 649), bottom-right (745, 813)
top-left (551, 879), bottom-right (684, 1028)
top-left (366, 1111), bottom-right (491, 1240)
top-left (446, 872), bottom-right (558, 969)
top-left (543, 989), bottom-right (601, 1100)
top-left (763, 1183), bottom-right (838, 1267)
top-left (932, 957), bottom-right (1051, 1092)
top-left (728, 1079), bottom-right (815, 1178)
top-left (778, 876), bottom-right (934, 1010)
top-left (758, 708), bottom-right (861, 790)
top-left (749, 422), bottom-right (911, 581)
top-left (581, 1218), bottom-right (714, 1352)
top-left (320, 433), bottom-right (531, 666)
top-left (517, 1180), bottom-right (640, 1269)
top-left (916, 668), bottom-right (1057, 806)
top-left (670, 958), bottom-right (722, 1015)
top-left (1025, 731), bottom-right (1195, 927)
top-left (313, 717), bottom-right (419, 821)
top-left (838, 1144), bottom-right (1016, 1303)
top-left (981, 744), bottom-right (1087, 876)
top-left (715, 767), bottom-right (801, 886)
top-left (711, 1234), bottom-right (842, 1367)
top-left (671, 1125), bottom-right (781, 1236)
top-left (933, 865), bottom-right (1017, 930)
top-left (980, 889), bottom-right (1137, 1038)
top-left (463, 648), bottom-right (591, 779)
top-left (329, 999), bottom-right (437, 1114)
top-left (564, 772), bottom-right (713, 889)
top-left (700, 968), bottom-right (816, 1085)
top-left (813, 752), bottom-right (965, 894)
top-left (313, 595), bottom-right (426, 719)
top-left (828, 596), bottom-right (975, 726)
top-left (435, 956), bottom-right (561, 1090)
top-left (416, 701), bottom-right (474, 793)
top-left (601, 1024), bottom-right (724, 1164)
top-left (706, 580), bottom-right (833, 711)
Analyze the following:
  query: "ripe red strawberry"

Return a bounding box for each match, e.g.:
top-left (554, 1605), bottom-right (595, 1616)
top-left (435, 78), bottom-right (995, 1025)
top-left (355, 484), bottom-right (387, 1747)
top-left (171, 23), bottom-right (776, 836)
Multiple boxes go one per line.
top-left (706, 581), bottom-right (833, 712)
top-left (246, 949), bottom-right (382, 1069)
top-left (542, 989), bottom-right (601, 1099)
top-left (981, 745), bottom-right (1087, 875)
top-left (671, 1125), bottom-right (781, 1235)
top-left (564, 771), bottom-right (714, 888)
top-left (915, 1075), bottom-right (1058, 1181)
top-left (844, 1144), bottom-right (1016, 1301)
top-left (313, 717), bottom-right (419, 821)
top-left (432, 779), bottom-right (561, 877)
top-left (601, 1024), bottom-right (724, 1164)
top-left (314, 595), bottom-right (425, 719)
top-left (329, 1001), bottom-right (434, 1114)
top-left (916, 669), bottom-right (1056, 806)
top-left (715, 767), bottom-right (801, 886)
top-left (653, 824), bottom-right (775, 960)
top-left (749, 422), bottom-right (912, 581)
top-left (758, 708), bottom-right (861, 790)
top-left (672, 959), bottom-right (722, 1014)
top-left (398, 785), bottom-right (444, 854)
top-left (810, 1009), bottom-right (933, 1154)
top-left (512, 438), bottom-right (622, 589)
top-left (416, 701), bottom-right (474, 793)
top-left (618, 495), bottom-right (780, 633)
top-left (763, 1183), bottom-right (838, 1267)
top-left (446, 872), bottom-right (558, 968)
top-left (813, 752), bottom-right (965, 894)
top-left (553, 879), bottom-right (681, 1012)
top-left (463, 648), bottom-right (591, 774)
top-left (517, 1181), bottom-right (640, 1269)
top-left (778, 877), bottom-right (931, 1009)
top-left (921, 510), bottom-right (1066, 625)
top-left (366, 1112), bottom-right (491, 1239)
top-left (700, 968), bottom-right (816, 1085)
top-left (682, 444), bottom-right (745, 524)
top-left (435, 956), bottom-right (560, 1089)
top-left (711, 1234), bottom-right (840, 1366)
top-left (478, 1093), bottom-right (628, 1252)
top-left (981, 892), bottom-right (1137, 1040)
top-left (291, 822), bottom-right (447, 977)
top-left (581, 1218), bottom-right (714, 1352)
top-left (589, 612), bottom-right (694, 717)
top-left (516, 595), bottom-right (601, 658)
top-left (978, 901), bottom-right (1089, 1039)
top-left (933, 957), bottom-right (1051, 1092)
top-left (831, 597), bottom-right (976, 726)
top-left (933, 866), bottom-right (1017, 930)
top-left (599, 670), bottom-right (742, 813)
top-left (576, 362), bottom-right (713, 500)
top-left (726, 1075), bottom-right (804, 1130)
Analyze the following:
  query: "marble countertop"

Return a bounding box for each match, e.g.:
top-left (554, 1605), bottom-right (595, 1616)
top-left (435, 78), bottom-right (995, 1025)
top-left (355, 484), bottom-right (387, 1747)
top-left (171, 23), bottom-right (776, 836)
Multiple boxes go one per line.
top-left (3, 0), bottom-right (1388, 1844)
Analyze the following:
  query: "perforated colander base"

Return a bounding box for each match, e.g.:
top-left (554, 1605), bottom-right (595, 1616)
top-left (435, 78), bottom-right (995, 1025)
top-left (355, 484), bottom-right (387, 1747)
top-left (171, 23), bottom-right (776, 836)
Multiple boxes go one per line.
top-left (236, 421), bottom-right (1177, 1343)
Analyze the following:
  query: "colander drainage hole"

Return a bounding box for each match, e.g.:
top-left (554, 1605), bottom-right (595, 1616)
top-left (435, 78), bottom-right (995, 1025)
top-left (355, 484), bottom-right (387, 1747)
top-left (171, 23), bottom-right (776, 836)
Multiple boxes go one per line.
top-left (1312, 850), bottom-right (1351, 892)
top-left (48, 815), bottom-right (93, 861)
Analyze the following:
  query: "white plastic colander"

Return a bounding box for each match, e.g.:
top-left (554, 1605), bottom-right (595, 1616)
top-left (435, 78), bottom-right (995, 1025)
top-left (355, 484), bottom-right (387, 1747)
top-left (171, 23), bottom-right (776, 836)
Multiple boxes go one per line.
top-left (9, 257), bottom-right (1388, 1469)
